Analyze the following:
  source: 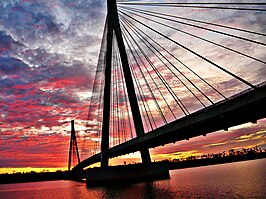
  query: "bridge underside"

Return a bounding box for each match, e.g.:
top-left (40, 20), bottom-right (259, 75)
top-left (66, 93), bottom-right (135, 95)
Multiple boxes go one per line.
top-left (72, 84), bottom-right (266, 173)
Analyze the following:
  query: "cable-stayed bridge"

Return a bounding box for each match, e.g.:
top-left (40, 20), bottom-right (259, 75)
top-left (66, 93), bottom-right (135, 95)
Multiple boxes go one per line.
top-left (69, 1), bottom-right (266, 175)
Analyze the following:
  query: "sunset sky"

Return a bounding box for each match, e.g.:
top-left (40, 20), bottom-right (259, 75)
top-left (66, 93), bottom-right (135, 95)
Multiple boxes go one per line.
top-left (0, 0), bottom-right (265, 174)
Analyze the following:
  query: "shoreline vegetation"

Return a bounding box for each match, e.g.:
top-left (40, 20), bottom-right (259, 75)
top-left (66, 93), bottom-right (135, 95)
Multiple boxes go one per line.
top-left (1, 147), bottom-right (265, 184)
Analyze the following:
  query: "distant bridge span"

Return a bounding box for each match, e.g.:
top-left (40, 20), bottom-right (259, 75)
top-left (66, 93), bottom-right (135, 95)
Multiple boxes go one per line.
top-left (72, 83), bottom-right (266, 172)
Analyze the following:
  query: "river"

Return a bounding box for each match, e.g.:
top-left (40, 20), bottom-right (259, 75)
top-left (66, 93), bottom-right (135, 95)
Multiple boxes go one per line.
top-left (0, 159), bottom-right (265, 198)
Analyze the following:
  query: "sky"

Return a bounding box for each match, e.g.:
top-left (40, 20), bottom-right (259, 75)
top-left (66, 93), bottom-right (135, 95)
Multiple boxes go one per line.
top-left (0, 0), bottom-right (266, 174)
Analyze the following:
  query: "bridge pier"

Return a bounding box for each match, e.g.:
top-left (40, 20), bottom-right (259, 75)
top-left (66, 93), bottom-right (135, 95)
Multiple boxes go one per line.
top-left (85, 162), bottom-right (170, 186)
top-left (140, 149), bottom-right (152, 164)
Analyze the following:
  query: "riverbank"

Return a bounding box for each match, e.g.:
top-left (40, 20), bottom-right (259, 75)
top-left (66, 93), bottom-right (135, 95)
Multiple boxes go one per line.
top-left (0, 170), bottom-right (69, 184)
top-left (1, 151), bottom-right (265, 184)
top-left (168, 151), bottom-right (266, 170)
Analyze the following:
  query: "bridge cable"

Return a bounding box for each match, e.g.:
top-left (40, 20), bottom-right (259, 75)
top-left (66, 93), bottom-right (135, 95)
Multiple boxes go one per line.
top-left (119, 10), bottom-right (257, 89)
top-left (114, 39), bottom-right (122, 146)
top-left (119, 7), bottom-right (266, 65)
top-left (127, 52), bottom-right (155, 131)
top-left (111, 40), bottom-right (115, 147)
top-left (111, 49), bottom-right (116, 147)
top-left (123, 32), bottom-right (158, 130)
top-left (119, 6), bottom-right (266, 37)
top-left (121, 19), bottom-right (193, 114)
top-left (116, 48), bottom-right (134, 140)
top-left (120, 15), bottom-right (210, 108)
top-left (118, 29), bottom-right (154, 132)
top-left (112, 41), bottom-right (117, 147)
top-left (120, 14), bottom-right (227, 100)
top-left (117, 54), bottom-right (135, 139)
top-left (117, 2), bottom-right (266, 12)
top-left (119, 7), bottom-right (266, 48)
top-left (116, 49), bottom-right (128, 142)
top-left (114, 32), bottom-right (151, 138)
top-left (121, 62), bottom-right (135, 139)
top-left (124, 36), bottom-right (166, 127)
top-left (120, 21), bottom-right (182, 118)
top-left (114, 40), bottom-right (121, 145)
top-left (121, 16), bottom-right (214, 108)
top-left (117, 2), bottom-right (266, 5)
top-left (121, 23), bottom-right (169, 124)
top-left (115, 47), bottom-right (123, 144)
top-left (121, 25), bottom-right (169, 124)
top-left (85, 20), bottom-right (108, 156)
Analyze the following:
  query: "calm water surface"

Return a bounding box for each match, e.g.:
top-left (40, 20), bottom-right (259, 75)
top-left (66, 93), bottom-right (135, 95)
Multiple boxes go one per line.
top-left (0, 159), bottom-right (265, 199)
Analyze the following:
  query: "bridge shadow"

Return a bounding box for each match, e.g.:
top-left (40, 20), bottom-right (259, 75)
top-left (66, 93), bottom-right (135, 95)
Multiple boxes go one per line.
top-left (87, 179), bottom-right (176, 199)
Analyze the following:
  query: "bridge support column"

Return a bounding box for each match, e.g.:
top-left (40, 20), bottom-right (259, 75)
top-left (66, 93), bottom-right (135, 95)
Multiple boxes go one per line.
top-left (68, 120), bottom-right (80, 171)
top-left (100, 0), bottom-right (151, 167)
top-left (86, 162), bottom-right (169, 186)
top-left (111, 1), bottom-right (151, 164)
top-left (100, 7), bottom-right (114, 167)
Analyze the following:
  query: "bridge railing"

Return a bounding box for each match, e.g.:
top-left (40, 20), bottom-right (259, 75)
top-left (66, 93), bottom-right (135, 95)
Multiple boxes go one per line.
top-left (193, 81), bottom-right (266, 117)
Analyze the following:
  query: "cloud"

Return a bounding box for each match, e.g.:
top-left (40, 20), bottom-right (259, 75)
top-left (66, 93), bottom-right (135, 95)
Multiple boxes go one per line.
top-left (0, 0), bottom-right (265, 170)
top-left (0, 57), bottom-right (27, 74)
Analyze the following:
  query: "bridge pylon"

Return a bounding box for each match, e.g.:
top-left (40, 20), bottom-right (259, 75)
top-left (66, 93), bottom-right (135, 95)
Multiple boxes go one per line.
top-left (100, 0), bottom-right (151, 167)
top-left (68, 120), bottom-right (81, 171)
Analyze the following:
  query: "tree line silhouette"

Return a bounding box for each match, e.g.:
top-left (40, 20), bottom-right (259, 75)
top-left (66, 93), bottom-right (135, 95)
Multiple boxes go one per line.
top-left (0, 146), bottom-right (265, 184)
top-left (170, 146), bottom-right (265, 162)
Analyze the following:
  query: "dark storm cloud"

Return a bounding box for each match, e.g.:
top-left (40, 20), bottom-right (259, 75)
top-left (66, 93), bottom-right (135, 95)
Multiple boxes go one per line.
top-left (1, 1), bottom-right (60, 38)
top-left (0, 30), bottom-right (24, 57)
top-left (0, 57), bottom-right (27, 74)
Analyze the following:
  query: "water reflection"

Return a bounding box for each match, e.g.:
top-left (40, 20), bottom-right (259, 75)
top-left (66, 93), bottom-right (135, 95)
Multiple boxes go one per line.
top-left (143, 181), bottom-right (176, 199)
top-left (97, 180), bottom-right (176, 199)
top-left (143, 182), bottom-right (156, 199)
top-left (0, 159), bottom-right (265, 199)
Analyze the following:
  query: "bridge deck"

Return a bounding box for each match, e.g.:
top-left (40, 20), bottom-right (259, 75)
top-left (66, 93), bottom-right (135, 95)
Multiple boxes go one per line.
top-left (72, 83), bottom-right (266, 172)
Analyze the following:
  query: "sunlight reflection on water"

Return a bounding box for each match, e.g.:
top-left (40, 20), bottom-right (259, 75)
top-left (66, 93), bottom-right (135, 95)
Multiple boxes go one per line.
top-left (0, 159), bottom-right (265, 199)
